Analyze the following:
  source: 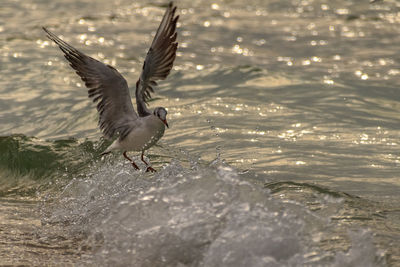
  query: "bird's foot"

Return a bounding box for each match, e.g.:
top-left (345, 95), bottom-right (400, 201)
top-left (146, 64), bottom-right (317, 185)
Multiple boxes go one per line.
top-left (146, 166), bottom-right (157, 172)
top-left (131, 162), bottom-right (140, 170)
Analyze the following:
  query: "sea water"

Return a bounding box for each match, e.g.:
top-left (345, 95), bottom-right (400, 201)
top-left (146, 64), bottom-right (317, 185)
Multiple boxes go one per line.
top-left (0, 0), bottom-right (399, 265)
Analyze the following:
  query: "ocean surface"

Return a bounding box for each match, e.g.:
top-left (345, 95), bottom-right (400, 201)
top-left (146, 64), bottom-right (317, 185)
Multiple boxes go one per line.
top-left (1, 0), bottom-right (400, 265)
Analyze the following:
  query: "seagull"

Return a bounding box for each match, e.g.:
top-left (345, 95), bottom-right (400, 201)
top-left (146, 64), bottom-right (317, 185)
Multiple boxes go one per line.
top-left (44, 2), bottom-right (179, 172)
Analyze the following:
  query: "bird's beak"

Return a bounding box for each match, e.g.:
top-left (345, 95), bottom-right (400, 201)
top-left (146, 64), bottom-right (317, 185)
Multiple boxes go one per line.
top-left (162, 119), bottom-right (169, 128)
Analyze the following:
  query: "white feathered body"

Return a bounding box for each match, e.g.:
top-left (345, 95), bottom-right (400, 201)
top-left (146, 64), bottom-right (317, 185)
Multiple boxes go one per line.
top-left (105, 115), bottom-right (165, 153)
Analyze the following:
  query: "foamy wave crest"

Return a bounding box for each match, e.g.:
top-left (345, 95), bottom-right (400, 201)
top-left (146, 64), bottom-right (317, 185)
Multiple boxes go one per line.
top-left (42, 157), bottom-right (384, 266)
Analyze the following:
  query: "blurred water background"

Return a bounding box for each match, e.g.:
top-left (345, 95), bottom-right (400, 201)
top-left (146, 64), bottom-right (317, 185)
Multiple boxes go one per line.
top-left (1, 0), bottom-right (400, 265)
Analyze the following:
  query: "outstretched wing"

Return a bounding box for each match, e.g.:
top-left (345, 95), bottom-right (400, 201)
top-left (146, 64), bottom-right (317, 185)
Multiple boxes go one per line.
top-left (43, 27), bottom-right (138, 140)
top-left (135, 2), bottom-right (179, 116)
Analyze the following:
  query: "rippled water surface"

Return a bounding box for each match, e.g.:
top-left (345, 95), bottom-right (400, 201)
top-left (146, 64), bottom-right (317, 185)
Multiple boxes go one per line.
top-left (1, 0), bottom-right (400, 265)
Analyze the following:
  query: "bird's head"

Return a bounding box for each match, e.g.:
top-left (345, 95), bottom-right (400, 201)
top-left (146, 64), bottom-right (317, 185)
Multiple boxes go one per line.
top-left (153, 107), bottom-right (169, 128)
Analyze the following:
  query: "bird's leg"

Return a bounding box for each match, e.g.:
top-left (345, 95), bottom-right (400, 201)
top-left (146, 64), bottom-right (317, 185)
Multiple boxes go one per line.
top-left (123, 151), bottom-right (140, 170)
top-left (141, 152), bottom-right (156, 172)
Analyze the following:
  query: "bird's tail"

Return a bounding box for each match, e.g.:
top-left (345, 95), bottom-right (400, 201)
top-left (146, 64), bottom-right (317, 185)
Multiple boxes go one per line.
top-left (101, 150), bottom-right (112, 156)
top-left (100, 141), bottom-right (118, 156)
top-left (100, 140), bottom-right (119, 157)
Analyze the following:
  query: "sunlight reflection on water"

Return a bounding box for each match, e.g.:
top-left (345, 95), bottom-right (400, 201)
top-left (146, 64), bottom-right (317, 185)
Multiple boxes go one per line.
top-left (1, 0), bottom-right (400, 265)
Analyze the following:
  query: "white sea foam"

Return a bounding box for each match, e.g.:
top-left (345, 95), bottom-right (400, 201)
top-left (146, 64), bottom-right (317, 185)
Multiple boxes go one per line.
top-left (42, 158), bottom-right (385, 266)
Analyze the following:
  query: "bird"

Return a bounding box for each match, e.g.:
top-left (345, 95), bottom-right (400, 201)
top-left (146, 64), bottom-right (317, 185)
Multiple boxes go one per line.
top-left (43, 2), bottom-right (179, 172)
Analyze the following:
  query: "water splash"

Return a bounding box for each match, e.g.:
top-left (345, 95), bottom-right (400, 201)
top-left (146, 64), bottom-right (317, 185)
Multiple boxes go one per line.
top-left (41, 158), bottom-right (385, 266)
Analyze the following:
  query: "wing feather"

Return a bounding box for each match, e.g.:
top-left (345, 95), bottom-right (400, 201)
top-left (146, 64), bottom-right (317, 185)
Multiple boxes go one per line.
top-left (43, 27), bottom-right (138, 140)
top-left (135, 2), bottom-right (179, 116)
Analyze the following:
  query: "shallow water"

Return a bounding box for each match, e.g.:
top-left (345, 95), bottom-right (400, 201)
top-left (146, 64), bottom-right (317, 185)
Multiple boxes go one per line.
top-left (1, 0), bottom-right (400, 265)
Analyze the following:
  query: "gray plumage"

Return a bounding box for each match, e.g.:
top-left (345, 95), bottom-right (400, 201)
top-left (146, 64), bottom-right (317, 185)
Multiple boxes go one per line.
top-left (136, 2), bottom-right (179, 116)
top-left (43, 1), bottom-right (178, 142)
